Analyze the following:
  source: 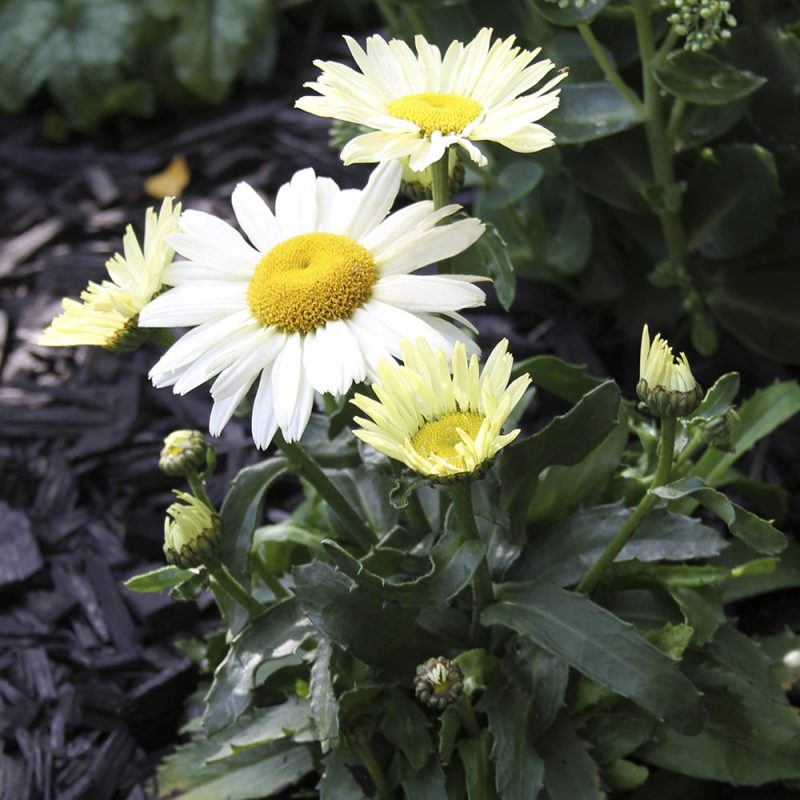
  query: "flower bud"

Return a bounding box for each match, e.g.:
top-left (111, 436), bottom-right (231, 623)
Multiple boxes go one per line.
top-left (698, 408), bottom-right (738, 453)
top-left (637, 324), bottom-right (702, 418)
top-left (163, 491), bottom-right (222, 569)
top-left (159, 430), bottom-right (209, 476)
top-left (414, 656), bottom-right (463, 709)
top-left (400, 149), bottom-right (465, 202)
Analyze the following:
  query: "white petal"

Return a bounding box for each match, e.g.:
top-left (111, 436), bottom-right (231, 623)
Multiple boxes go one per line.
top-left (209, 381), bottom-right (252, 436)
top-left (275, 168), bottom-right (318, 236)
top-left (481, 123), bottom-right (557, 153)
top-left (343, 160), bottom-right (402, 241)
top-left (139, 282), bottom-right (247, 327)
top-left (373, 274), bottom-right (485, 313)
top-left (210, 329), bottom-right (284, 399)
top-left (272, 334), bottom-right (303, 432)
top-left (341, 131), bottom-right (421, 166)
top-left (170, 210), bottom-right (260, 273)
top-left (231, 182), bottom-right (283, 251)
top-left (302, 319), bottom-right (366, 395)
top-left (285, 377), bottom-right (315, 442)
top-left (251, 369), bottom-right (280, 449)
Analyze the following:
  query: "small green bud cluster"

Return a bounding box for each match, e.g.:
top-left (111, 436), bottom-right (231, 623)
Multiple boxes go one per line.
top-left (543, 0), bottom-right (599, 9)
top-left (414, 656), bottom-right (463, 709)
top-left (163, 491), bottom-right (222, 569)
top-left (661, 0), bottom-right (737, 51)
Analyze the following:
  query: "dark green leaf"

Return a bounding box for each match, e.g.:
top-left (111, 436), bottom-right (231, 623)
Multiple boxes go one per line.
top-left (511, 354), bottom-right (603, 403)
top-left (548, 82), bottom-right (643, 144)
top-left (691, 380), bottom-right (800, 486)
top-left (204, 599), bottom-right (314, 734)
top-left (466, 222), bottom-right (517, 311)
top-left (513, 503), bottom-right (728, 587)
top-left (322, 527), bottom-right (482, 607)
top-left (707, 267), bottom-right (800, 365)
top-left (293, 561), bottom-right (430, 676)
top-left (646, 623), bottom-right (694, 660)
top-left (323, 465), bottom-right (399, 538)
top-left (481, 161), bottom-right (544, 210)
top-left (691, 372), bottom-right (740, 421)
top-left (438, 706), bottom-right (461, 766)
top-left (221, 457), bottom-right (287, 578)
top-left (673, 98), bottom-right (749, 151)
top-left (379, 690), bottom-right (433, 771)
top-left (711, 624), bottom-right (787, 705)
top-left (170, 570), bottom-right (209, 602)
top-left (252, 520), bottom-right (327, 557)
top-left (319, 750), bottom-right (367, 799)
top-left (400, 754), bottom-right (448, 800)
top-left (170, 0), bottom-right (273, 102)
top-left (124, 565), bottom-right (190, 593)
top-left (457, 731), bottom-right (497, 800)
top-left (668, 586), bottom-right (725, 646)
top-left (718, 540), bottom-right (800, 603)
top-left (483, 582), bottom-right (705, 733)
top-left (585, 710), bottom-right (655, 765)
top-left (654, 477), bottom-right (787, 554)
top-left (685, 144), bottom-right (780, 259)
top-left (638, 665), bottom-right (800, 784)
top-left (540, 711), bottom-right (603, 800)
top-left (529, 0), bottom-right (609, 26)
top-left (204, 698), bottom-right (312, 761)
top-left (309, 639), bottom-right (338, 751)
top-left (604, 759), bottom-right (649, 792)
top-left (498, 381), bottom-right (621, 527)
top-left (453, 649), bottom-right (499, 697)
top-left (158, 738), bottom-right (313, 800)
top-left (653, 51), bottom-right (765, 105)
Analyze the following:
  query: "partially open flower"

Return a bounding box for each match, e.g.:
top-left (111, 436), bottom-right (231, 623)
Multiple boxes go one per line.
top-left (415, 657), bottom-right (463, 709)
top-left (163, 492), bottom-right (222, 569)
top-left (352, 338), bottom-right (530, 480)
top-left (159, 430), bottom-right (210, 476)
top-left (637, 324), bottom-right (702, 418)
top-left (296, 28), bottom-right (565, 172)
top-left (39, 198), bottom-right (180, 351)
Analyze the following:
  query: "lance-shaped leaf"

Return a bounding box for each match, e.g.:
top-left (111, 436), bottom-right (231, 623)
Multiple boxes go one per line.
top-left (653, 477), bottom-right (786, 554)
top-left (379, 689), bottom-right (434, 771)
top-left (548, 83), bottom-right (643, 144)
top-left (483, 582), bottom-right (705, 733)
top-left (124, 565), bottom-right (190, 593)
top-left (512, 503), bottom-right (728, 587)
top-left (511, 354), bottom-right (603, 404)
top-left (293, 560), bottom-right (434, 676)
top-left (638, 665), bottom-right (800, 785)
top-left (498, 380), bottom-right (621, 526)
top-left (204, 599), bottom-right (314, 734)
top-left (321, 528), bottom-right (483, 607)
top-left (540, 711), bottom-right (603, 800)
top-left (309, 639), bottom-right (338, 752)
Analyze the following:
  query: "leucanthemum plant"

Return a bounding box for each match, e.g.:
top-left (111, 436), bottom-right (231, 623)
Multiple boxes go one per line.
top-left (38, 17), bottom-right (800, 800)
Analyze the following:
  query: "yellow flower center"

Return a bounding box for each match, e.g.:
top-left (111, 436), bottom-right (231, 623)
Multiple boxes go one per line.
top-left (247, 233), bottom-right (377, 334)
top-left (387, 92), bottom-right (483, 136)
top-left (411, 411), bottom-right (484, 464)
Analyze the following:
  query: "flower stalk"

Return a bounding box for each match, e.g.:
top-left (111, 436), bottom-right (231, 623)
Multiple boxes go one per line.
top-left (430, 152), bottom-right (451, 211)
top-left (352, 740), bottom-right (395, 800)
top-left (274, 431), bottom-right (376, 551)
top-left (577, 414), bottom-right (677, 595)
top-left (449, 482), bottom-right (494, 640)
top-left (209, 562), bottom-right (265, 618)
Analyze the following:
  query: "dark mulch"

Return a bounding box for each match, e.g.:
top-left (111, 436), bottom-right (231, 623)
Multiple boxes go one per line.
top-left (1, 15), bottom-right (799, 800)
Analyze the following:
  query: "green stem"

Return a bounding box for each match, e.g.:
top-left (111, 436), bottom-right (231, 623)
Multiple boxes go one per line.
top-left (577, 23), bottom-right (645, 115)
top-left (632, 0), bottom-right (687, 270)
top-left (187, 470), bottom-right (214, 510)
top-left (210, 562), bottom-right (265, 618)
top-left (665, 97), bottom-right (687, 149)
top-left (577, 415), bottom-right (677, 595)
top-left (674, 430), bottom-right (703, 470)
top-left (455, 696), bottom-right (481, 738)
top-left (430, 151), bottom-right (450, 211)
top-left (274, 431), bottom-right (375, 552)
top-left (251, 554), bottom-right (290, 600)
top-left (353, 741), bottom-right (395, 800)
top-left (656, 27), bottom-right (680, 62)
top-left (450, 482), bottom-right (493, 640)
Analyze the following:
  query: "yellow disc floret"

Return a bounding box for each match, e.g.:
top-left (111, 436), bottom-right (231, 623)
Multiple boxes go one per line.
top-left (247, 232), bottom-right (377, 334)
top-left (411, 412), bottom-right (484, 466)
top-left (387, 93), bottom-right (483, 136)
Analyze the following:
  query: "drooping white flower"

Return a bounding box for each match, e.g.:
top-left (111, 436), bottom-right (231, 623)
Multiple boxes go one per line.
top-left (296, 28), bottom-right (566, 172)
top-left (139, 160), bottom-right (486, 448)
top-left (352, 338), bottom-right (530, 478)
top-left (39, 198), bottom-right (180, 350)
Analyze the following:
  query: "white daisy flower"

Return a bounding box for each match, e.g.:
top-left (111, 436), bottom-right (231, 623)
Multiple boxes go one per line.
top-left (296, 27), bottom-right (566, 172)
top-left (39, 198), bottom-right (180, 351)
top-left (138, 160), bottom-right (486, 448)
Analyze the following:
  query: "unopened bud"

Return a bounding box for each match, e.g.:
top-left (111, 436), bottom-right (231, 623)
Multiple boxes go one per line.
top-left (698, 408), bottom-right (738, 452)
top-left (163, 491), bottom-right (222, 569)
top-left (414, 656), bottom-right (463, 709)
top-left (159, 430), bottom-right (209, 476)
top-left (637, 324), bottom-right (702, 418)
